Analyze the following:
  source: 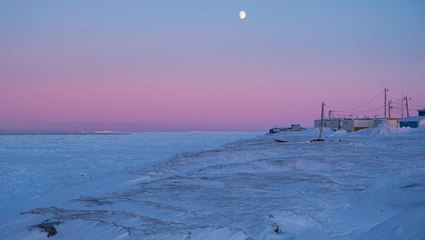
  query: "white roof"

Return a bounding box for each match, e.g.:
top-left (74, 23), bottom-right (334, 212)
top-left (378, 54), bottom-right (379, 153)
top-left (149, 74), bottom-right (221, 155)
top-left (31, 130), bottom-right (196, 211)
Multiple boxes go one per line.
top-left (401, 116), bottom-right (425, 122)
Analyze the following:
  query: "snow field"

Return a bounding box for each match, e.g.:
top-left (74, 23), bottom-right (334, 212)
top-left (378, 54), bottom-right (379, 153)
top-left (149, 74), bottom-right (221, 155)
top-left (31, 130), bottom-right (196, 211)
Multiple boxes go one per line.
top-left (1, 127), bottom-right (425, 239)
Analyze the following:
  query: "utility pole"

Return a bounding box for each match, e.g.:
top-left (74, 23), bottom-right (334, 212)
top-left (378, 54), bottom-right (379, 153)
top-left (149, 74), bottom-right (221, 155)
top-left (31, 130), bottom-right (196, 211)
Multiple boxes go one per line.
top-left (384, 88), bottom-right (388, 119)
top-left (388, 100), bottom-right (392, 118)
top-left (328, 110), bottom-right (332, 119)
top-left (401, 92), bottom-right (404, 118)
top-left (405, 96), bottom-right (410, 117)
top-left (311, 102), bottom-right (326, 142)
top-left (319, 102), bottom-right (325, 139)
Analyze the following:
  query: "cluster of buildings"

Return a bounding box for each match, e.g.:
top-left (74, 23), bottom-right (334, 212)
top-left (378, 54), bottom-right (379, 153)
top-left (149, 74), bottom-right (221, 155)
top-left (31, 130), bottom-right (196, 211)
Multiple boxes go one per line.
top-left (269, 124), bottom-right (306, 134)
top-left (314, 109), bottom-right (425, 132)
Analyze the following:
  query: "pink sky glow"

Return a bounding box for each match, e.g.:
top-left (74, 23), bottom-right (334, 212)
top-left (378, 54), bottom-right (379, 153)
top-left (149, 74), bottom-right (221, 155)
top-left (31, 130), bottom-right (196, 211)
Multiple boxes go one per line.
top-left (1, 1), bottom-right (424, 132)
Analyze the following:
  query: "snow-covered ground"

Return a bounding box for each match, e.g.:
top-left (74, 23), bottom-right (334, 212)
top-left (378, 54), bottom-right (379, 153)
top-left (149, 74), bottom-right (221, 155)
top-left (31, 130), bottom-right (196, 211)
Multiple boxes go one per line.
top-left (1, 127), bottom-right (425, 239)
top-left (0, 132), bottom-right (260, 211)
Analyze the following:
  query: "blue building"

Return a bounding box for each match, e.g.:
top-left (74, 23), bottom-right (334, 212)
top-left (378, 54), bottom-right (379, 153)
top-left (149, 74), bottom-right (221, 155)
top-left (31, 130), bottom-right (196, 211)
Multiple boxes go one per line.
top-left (400, 109), bottom-right (425, 128)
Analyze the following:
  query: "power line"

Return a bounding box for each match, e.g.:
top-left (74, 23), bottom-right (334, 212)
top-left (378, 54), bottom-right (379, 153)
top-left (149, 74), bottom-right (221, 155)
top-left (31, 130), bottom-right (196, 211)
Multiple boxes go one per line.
top-left (333, 105), bottom-right (383, 114)
top-left (411, 104), bottom-right (425, 108)
top-left (328, 89), bottom-right (421, 119)
top-left (331, 89), bottom-right (385, 113)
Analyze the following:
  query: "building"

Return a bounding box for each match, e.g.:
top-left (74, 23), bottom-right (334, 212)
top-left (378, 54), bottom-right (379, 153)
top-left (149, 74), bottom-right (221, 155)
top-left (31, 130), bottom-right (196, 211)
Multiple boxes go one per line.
top-left (386, 118), bottom-right (400, 128)
top-left (400, 109), bottom-right (425, 128)
top-left (269, 124), bottom-right (306, 134)
top-left (341, 118), bottom-right (380, 132)
top-left (314, 118), bottom-right (394, 132)
top-left (314, 119), bottom-right (341, 131)
top-left (400, 117), bottom-right (425, 128)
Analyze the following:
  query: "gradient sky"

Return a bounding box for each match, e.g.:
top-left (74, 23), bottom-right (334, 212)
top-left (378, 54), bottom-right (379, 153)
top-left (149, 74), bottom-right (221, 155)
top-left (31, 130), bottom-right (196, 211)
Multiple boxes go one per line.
top-left (1, 0), bottom-right (425, 132)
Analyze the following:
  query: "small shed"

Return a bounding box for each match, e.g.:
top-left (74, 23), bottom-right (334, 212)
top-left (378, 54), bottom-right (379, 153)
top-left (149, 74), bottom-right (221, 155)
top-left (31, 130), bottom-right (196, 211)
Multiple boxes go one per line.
top-left (314, 119), bottom-right (340, 131)
top-left (386, 118), bottom-right (400, 128)
top-left (341, 119), bottom-right (354, 132)
top-left (419, 109), bottom-right (425, 116)
top-left (340, 118), bottom-right (384, 132)
top-left (400, 116), bottom-right (425, 128)
top-left (353, 119), bottom-right (375, 131)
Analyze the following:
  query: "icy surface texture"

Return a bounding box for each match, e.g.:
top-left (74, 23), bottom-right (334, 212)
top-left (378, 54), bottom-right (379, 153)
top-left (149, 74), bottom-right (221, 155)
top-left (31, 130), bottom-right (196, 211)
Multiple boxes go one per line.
top-left (0, 132), bottom-right (259, 210)
top-left (1, 128), bottom-right (425, 239)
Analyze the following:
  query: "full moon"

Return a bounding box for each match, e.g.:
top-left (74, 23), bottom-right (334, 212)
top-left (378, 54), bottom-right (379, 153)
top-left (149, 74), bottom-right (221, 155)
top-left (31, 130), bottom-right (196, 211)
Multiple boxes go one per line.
top-left (239, 10), bottom-right (246, 20)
